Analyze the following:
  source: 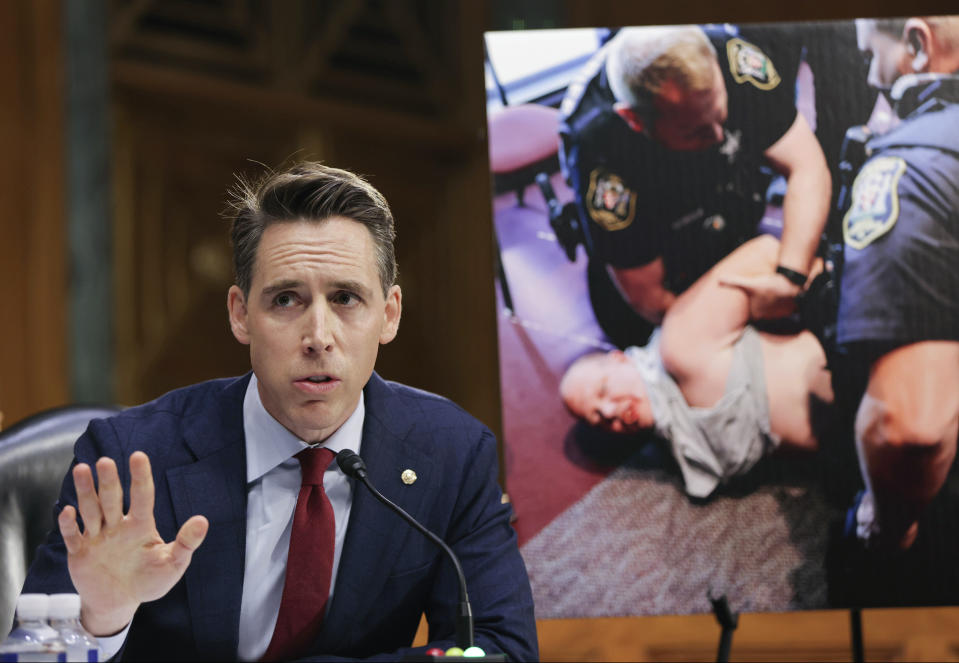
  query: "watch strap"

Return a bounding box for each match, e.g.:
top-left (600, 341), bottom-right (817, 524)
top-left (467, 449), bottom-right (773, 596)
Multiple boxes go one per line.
top-left (776, 265), bottom-right (808, 287)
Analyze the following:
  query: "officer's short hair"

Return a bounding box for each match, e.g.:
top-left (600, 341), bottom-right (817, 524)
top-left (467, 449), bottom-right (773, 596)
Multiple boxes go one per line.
top-left (869, 16), bottom-right (959, 55)
top-left (228, 161), bottom-right (397, 298)
top-left (924, 16), bottom-right (959, 55)
top-left (606, 26), bottom-right (718, 127)
top-left (869, 18), bottom-right (908, 40)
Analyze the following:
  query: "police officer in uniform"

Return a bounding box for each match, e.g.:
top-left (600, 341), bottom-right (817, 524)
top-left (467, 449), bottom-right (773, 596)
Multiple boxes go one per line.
top-left (837, 16), bottom-right (959, 551)
top-left (559, 25), bottom-right (831, 335)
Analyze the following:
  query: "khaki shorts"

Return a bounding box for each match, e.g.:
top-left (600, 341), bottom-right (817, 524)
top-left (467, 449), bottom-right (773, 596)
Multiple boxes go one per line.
top-left (628, 326), bottom-right (780, 498)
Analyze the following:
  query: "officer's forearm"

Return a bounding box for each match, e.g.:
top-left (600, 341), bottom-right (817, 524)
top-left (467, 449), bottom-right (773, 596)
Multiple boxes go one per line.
top-left (776, 156), bottom-right (831, 276)
top-left (629, 289), bottom-right (676, 325)
top-left (763, 113), bottom-right (831, 276)
top-left (612, 260), bottom-right (676, 324)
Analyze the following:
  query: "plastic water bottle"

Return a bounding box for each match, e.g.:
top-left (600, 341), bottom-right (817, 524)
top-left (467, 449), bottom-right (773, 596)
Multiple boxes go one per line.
top-left (0, 594), bottom-right (66, 662)
top-left (48, 595), bottom-right (99, 663)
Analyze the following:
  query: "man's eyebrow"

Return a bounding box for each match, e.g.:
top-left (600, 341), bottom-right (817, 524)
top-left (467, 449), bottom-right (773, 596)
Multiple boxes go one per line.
top-left (260, 279), bottom-right (303, 296)
top-left (331, 279), bottom-right (373, 297)
top-left (260, 278), bottom-right (375, 298)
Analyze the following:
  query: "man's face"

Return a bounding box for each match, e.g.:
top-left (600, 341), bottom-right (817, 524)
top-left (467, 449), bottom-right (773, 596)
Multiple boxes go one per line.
top-left (651, 62), bottom-right (729, 152)
top-left (228, 217), bottom-right (401, 443)
top-left (560, 351), bottom-right (655, 434)
top-left (856, 19), bottom-right (910, 89)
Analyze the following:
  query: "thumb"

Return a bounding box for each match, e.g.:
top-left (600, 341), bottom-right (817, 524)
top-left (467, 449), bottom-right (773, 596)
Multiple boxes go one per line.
top-left (170, 515), bottom-right (209, 568)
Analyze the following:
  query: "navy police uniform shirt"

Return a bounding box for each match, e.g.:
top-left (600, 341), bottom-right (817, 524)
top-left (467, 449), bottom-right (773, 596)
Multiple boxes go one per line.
top-left (558, 25), bottom-right (798, 294)
top-left (837, 76), bottom-right (959, 350)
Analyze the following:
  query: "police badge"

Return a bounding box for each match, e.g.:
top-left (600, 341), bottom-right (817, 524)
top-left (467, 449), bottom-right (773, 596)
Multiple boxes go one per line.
top-left (843, 156), bottom-right (907, 250)
top-left (726, 38), bottom-right (781, 90)
top-left (586, 168), bottom-right (636, 231)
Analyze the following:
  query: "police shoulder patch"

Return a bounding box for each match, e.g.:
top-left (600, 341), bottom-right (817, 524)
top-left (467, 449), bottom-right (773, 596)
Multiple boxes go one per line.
top-left (726, 38), bottom-right (781, 90)
top-left (586, 168), bottom-right (636, 231)
top-left (843, 156), bottom-right (907, 250)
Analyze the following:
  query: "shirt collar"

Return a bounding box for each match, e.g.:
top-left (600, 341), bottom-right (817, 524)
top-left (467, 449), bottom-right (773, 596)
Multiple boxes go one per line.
top-left (243, 372), bottom-right (365, 483)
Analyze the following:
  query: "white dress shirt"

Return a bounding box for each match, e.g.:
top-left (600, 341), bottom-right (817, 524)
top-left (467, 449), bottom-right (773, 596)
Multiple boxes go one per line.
top-left (99, 373), bottom-right (363, 661)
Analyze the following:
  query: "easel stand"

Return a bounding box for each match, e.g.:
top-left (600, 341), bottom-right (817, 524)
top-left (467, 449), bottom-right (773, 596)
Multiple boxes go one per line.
top-left (709, 593), bottom-right (739, 663)
top-left (850, 608), bottom-right (864, 663)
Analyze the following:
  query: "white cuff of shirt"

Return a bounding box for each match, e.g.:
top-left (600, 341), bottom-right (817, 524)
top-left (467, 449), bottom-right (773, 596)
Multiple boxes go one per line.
top-left (97, 621), bottom-right (132, 661)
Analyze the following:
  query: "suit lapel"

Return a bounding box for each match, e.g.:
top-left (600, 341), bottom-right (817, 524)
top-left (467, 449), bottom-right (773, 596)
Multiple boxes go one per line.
top-left (167, 375), bottom-right (250, 660)
top-left (318, 374), bottom-right (435, 651)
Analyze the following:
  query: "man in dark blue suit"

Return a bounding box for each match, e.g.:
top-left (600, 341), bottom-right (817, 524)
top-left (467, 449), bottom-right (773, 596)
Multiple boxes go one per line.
top-left (21, 163), bottom-right (538, 660)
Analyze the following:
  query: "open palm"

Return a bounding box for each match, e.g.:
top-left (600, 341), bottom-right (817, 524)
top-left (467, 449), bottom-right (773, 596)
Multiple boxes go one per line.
top-left (58, 451), bottom-right (209, 637)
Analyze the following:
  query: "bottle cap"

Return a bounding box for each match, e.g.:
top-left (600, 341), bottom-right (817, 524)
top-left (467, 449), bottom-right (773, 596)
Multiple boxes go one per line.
top-left (48, 594), bottom-right (81, 619)
top-left (16, 594), bottom-right (49, 620)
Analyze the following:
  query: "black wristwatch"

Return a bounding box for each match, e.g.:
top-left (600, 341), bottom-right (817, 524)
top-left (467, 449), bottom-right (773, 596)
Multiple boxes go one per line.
top-left (775, 265), bottom-right (808, 287)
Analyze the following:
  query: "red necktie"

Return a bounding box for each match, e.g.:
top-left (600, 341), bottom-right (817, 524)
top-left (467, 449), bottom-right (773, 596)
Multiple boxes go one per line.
top-left (261, 447), bottom-right (336, 661)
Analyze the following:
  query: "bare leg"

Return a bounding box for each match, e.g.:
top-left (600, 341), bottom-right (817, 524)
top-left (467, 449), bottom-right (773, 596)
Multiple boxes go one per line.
top-left (855, 341), bottom-right (959, 549)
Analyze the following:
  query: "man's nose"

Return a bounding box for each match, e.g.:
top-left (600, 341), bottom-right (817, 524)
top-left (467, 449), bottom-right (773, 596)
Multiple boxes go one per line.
top-left (597, 400), bottom-right (618, 419)
top-left (709, 123), bottom-right (724, 146)
top-left (302, 304), bottom-right (334, 353)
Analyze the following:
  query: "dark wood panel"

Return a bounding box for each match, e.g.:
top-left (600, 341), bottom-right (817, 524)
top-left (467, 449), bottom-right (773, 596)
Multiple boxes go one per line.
top-left (0, 0), bottom-right (68, 427)
top-left (111, 96), bottom-right (293, 405)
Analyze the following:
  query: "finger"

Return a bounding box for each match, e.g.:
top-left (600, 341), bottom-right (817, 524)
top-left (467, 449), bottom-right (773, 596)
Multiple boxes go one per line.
top-left (170, 516), bottom-right (209, 569)
top-left (128, 451), bottom-right (155, 522)
top-left (73, 463), bottom-right (103, 537)
top-left (58, 505), bottom-right (83, 555)
top-left (95, 457), bottom-right (124, 528)
top-left (809, 257), bottom-right (825, 279)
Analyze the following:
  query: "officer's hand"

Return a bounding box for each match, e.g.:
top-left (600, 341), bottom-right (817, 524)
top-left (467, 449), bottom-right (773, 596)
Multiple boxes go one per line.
top-left (719, 272), bottom-right (802, 320)
top-left (58, 451), bottom-right (209, 637)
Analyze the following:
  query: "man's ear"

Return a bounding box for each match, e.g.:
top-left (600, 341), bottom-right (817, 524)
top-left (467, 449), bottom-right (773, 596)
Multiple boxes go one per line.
top-left (904, 18), bottom-right (932, 72)
top-left (379, 284), bottom-right (402, 345)
top-left (613, 101), bottom-right (646, 133)
top-left (227, 285), bottom-right (251, 345)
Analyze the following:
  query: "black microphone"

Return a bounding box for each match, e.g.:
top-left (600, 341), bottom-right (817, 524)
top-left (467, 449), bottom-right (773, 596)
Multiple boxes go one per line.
top-left (335, 449), bottom-right (475, 651)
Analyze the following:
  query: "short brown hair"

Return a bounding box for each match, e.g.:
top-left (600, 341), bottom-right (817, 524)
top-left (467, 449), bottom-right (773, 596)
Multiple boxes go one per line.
top-left (924, 16), bottom-right (959, 54)
top-left (227, 162), bottom-right (397, 297)
top-left (607, 26), bottom-right (718, 124)
top-left (869, 17), bottom-right (908, 40)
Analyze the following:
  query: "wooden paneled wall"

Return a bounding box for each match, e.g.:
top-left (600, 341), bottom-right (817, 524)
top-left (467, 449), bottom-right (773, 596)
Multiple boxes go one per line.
top-left (0, 0), bottom-right (68, 427)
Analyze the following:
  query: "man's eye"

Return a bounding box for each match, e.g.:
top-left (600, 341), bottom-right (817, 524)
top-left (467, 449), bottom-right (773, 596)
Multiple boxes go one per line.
top-left (332, 291), bottom-right (359, 306)
top-left (274, 292), bottom-right (297, 307)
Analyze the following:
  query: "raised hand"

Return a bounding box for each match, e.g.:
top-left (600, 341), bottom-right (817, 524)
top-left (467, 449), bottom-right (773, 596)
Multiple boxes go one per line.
top-left (57, 451), bottom-right (209, 637)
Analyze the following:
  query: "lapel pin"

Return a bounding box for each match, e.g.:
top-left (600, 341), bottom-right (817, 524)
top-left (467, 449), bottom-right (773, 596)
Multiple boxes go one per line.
top-left (401, 469), bottom-right (417, 485)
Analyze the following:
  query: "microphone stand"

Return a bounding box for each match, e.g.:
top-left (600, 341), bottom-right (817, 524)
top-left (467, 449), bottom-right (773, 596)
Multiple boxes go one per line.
top-left (709, 592), bottom-right (738, 663)
top-left (336, 451), bottom-right (475, 651)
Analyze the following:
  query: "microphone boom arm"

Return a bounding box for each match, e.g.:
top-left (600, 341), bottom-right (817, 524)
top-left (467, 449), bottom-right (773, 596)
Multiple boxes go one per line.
top-left (337, 450), bottom-right (475, 650)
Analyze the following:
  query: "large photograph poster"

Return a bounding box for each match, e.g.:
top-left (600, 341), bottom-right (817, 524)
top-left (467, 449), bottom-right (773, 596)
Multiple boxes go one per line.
top-left (486, 18), bottom-right (959, 618)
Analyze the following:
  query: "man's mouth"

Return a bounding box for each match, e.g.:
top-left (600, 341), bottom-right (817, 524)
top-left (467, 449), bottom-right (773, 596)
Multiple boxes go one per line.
top-left (294, 375), bottom-right (340, 392)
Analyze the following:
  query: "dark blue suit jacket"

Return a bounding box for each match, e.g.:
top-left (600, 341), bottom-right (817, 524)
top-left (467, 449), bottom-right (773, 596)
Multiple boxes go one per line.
top-left (23, 373), bottom-right (538, 661)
